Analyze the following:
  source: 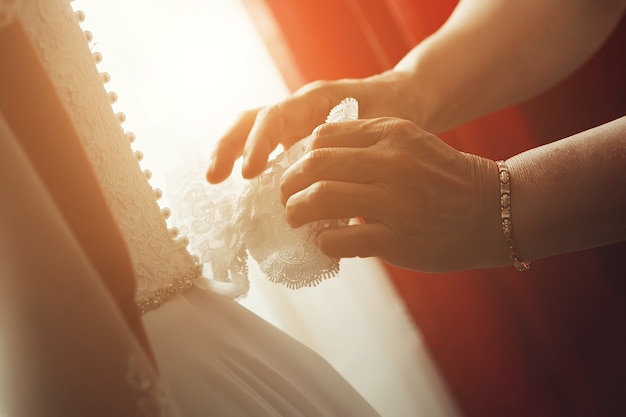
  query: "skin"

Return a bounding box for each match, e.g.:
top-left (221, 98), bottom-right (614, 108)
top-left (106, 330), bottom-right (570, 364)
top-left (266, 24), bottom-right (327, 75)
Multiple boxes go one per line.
top-left (207, 0), bottom-right (626, 272)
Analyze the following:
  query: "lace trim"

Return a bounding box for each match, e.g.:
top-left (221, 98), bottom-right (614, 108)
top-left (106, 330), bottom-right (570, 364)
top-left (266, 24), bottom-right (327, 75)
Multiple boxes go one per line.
top-left (167, 164), bottom-right (250, 299)
top-left (0, 0), bottom-right (17, 28)
top-left (167, 98), bottom-right (358, 292)
top-left (234, 97), bottom-right (358, 289)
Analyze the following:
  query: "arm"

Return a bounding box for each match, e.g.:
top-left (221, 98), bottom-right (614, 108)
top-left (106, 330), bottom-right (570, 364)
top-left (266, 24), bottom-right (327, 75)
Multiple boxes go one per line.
top-left (506, 115), bottom-right (626, 263)
top-left (207, 0), bottom-right (626, 182)
top-left (395, 0), bottom-right (626, 132)
top-left (278, 116), bottom-right (626, 272)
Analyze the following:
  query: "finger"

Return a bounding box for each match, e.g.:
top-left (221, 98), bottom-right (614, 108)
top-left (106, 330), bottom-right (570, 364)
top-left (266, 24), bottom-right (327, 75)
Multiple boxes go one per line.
top-left (309, 117), bottom-right (398, 150)
top-left (280, 146), bottom-right (381, 205)
top-left (316, 222), bottom-right (397, 260)
top-left (285, 180), bottom-right (386, 228)
top-left (241, 84), bottom-right (352, 178)
top-left (206, 108), bottom-right (260, 184)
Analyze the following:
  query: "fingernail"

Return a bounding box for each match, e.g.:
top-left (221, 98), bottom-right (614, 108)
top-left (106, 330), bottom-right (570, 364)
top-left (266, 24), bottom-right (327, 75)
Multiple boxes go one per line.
top-left (241, 160), bottom-right (251, 178)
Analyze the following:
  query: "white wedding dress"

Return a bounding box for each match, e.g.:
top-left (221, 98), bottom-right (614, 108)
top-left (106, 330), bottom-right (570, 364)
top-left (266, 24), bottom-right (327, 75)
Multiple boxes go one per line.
top-left (0, 1), bottom-right (380, 415)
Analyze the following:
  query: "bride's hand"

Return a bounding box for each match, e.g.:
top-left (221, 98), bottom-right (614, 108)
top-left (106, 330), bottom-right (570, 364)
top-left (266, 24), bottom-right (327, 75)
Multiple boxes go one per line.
top-left (205, 71), bottom-right (416, 183)
top-left (279, 117), bottom-right (508, 272)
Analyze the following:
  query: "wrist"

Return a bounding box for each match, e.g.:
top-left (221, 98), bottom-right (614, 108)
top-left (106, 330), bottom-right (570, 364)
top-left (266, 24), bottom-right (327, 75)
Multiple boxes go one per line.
top-left (471, 156), bottom-right (513, 268)
top-left (496, 160), bottom-right (531, 271)
top-left (369, 69), bottom-right (433, 128)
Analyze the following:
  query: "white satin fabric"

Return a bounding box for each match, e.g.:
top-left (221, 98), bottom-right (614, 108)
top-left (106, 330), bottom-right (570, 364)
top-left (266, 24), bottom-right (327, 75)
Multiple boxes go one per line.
top-left (0, 113), bottom-right (180, 416)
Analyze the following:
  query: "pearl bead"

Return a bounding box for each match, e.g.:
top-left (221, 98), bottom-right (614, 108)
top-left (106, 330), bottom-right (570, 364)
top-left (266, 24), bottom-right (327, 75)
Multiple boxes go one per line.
top-left (126, 132), bottom-right (136, 143)
top-left (134, 150), bottom-right (143, 161)
top-left (169, 227), bottom-right (179, 238)
top-left (154, 188), bottom-right (163, 199)
top-left (74, 10), bottom-right (85, 22)
top-left (100, 72), bottom-right (110, 83)
top-left (108, 91), bottom-right (118, 103)
top-left (92, 51), bottom-right (102, 63)
top-left (143, 169), bottom-right (152, 179)
top-left (116, 112), bottom-right (126, 123)
top-left (83, 31), bottom-right (93, 43)
top-left (161, 207), bottom-right (171, 219)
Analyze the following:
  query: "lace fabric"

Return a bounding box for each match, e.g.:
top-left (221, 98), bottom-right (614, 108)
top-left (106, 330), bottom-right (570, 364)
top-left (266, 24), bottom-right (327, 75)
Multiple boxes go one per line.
top-left (237, 98), bottom-right (358, 288)
top-left (169, 98), bottom-right (359, 292)
top-left (17, 0), bottom-right (361, 298)
top-left (15, 0), bottom-right (361, 297)
top-left (15, 0), bottom-right (203, 309)
top-left (6, 1), bottom-right (187, 414)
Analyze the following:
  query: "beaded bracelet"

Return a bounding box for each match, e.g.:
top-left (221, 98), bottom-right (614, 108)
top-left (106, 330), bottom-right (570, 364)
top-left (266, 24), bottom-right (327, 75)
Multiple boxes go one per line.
top-left (496, 160), bottom-right (531, 271)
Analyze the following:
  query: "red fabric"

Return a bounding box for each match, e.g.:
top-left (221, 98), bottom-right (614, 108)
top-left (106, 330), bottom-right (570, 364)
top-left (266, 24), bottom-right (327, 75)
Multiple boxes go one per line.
top-left (243, 1), bottom-right (626, 416)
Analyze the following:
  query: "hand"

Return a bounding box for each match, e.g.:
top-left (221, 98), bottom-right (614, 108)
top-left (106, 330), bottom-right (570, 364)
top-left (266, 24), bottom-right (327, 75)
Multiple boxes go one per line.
top-left (279, 117), bottom-right (508, 272)
top-left (206, 71), bottom-right (420, 183)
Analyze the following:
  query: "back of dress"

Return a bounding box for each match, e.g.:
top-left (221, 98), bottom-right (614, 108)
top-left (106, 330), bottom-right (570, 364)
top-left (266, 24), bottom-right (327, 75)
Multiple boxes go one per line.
top-left (16, 0), bottom-right (203, 312)
top-left (9, 1), bottom-right (381, 416)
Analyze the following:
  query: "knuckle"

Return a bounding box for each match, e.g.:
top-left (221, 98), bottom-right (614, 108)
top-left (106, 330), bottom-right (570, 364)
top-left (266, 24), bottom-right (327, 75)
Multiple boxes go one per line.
top-left (310, 123), bottom-right (340, 148)
top-left (372, 119), bottom-right (422, 168)
top-left (302, 148), bottom-right (331, 172)
top-left (256, 104), bottom-right (278, 122)
top-left (309, 180), bottom-right (332, 201)
top-left (382, 117), bottom-right (418, 137)
top-left (296, 79), bottom-right (332, 96)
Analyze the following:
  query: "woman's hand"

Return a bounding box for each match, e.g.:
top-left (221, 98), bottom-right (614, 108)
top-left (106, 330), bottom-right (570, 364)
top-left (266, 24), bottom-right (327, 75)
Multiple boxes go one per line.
top-left (206, 71), bottom-right (420, 184)
top-left (279, 117), bottom-right (509, 272)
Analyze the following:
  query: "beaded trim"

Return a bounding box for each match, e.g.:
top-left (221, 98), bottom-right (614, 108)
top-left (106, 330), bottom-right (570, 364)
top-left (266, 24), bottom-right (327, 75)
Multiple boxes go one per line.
top-left (137, 262), bottom-right (202, 314)
top-left (496, 160), bottom-right (531, 272)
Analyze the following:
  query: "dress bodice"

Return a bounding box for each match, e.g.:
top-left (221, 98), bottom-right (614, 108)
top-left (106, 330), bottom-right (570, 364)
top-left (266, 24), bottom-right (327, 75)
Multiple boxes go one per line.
top-left (15, 0), bottom-right (202, 312)
top-left (11, 0), bottom-right (357, 313)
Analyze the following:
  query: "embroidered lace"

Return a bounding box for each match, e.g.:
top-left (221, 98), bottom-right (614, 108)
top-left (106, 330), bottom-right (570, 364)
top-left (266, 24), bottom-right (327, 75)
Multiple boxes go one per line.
top-left (17, 0), bottom-right (360, 304)
top-left (168, 98), bottom-right (359, 293)
top-left (11, 1), bottom-right (191, 413)
top-left (16, 0), bottom-right (203, 312)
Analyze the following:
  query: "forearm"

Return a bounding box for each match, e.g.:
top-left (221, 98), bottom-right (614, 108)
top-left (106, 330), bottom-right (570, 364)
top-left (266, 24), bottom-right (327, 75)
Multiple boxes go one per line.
top-left (503, 116), bottom-right (626, 263)
top-left (393, 0), bottom-right (626, 132)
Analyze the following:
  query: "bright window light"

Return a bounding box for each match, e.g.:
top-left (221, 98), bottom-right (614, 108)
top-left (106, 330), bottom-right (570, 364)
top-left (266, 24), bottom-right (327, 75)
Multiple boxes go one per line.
top-left (72, 0), bottom-right (289, 190)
